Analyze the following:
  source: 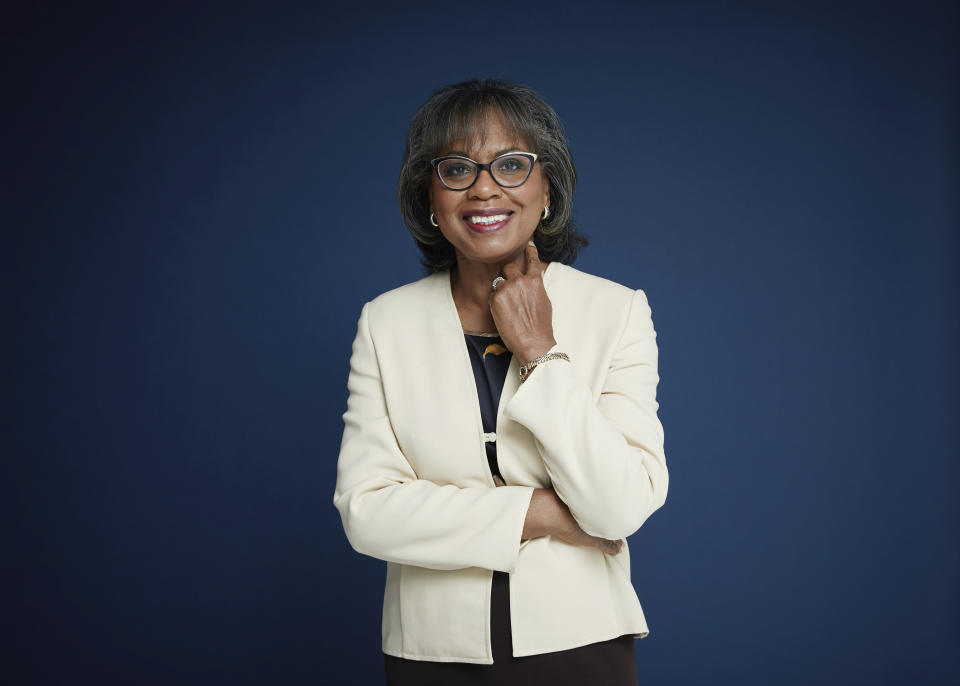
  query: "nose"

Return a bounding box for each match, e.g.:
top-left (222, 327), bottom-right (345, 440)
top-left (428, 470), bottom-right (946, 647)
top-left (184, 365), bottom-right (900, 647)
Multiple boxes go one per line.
top-left (467, 167), bottom-right (501, 199)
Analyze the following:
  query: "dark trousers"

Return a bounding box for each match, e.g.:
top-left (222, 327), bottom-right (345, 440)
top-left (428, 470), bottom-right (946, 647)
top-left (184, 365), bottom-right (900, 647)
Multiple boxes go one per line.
top-left (384, 570), bottom-right (639, 686)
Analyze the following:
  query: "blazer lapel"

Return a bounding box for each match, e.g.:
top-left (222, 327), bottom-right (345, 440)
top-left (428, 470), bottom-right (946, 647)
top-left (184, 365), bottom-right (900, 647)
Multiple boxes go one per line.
top-left (392, 270), bottom-right (490, 486)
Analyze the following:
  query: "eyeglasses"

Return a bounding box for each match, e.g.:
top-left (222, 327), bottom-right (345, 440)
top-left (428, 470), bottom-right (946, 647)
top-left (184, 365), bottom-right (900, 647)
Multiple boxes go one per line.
top-left (430, 152), bottom-right (539, 191)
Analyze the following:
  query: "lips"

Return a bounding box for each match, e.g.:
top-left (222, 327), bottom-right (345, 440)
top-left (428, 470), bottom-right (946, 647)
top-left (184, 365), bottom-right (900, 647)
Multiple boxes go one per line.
top-left (462, 209), bottom-right (514, 233)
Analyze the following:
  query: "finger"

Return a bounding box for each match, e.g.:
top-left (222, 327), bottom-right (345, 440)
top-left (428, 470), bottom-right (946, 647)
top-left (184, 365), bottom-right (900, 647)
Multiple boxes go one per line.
top-left (589, 536), bottom-right (616, 553)
top-left (605, 540), bottom-right (623, 555)
top-left (502, 262), bottom-right (522, 280)
top-left (525, 240), bottom-right (545, 275)
top-left (526, 239), bottom-right (543, 274)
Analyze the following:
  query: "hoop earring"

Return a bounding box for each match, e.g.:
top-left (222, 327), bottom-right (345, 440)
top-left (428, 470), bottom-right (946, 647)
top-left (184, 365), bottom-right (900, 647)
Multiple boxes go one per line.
top-left (541, 206), bottom-right (550, 220)
top-left (430, 213), bottom-right (439, 227)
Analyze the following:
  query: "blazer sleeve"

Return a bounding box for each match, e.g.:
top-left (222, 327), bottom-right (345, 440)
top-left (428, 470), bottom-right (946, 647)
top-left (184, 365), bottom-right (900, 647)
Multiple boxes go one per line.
top-left (332, 301), bottom-right (536, 572)
top-left (504, 288), bottom-right (668, 541)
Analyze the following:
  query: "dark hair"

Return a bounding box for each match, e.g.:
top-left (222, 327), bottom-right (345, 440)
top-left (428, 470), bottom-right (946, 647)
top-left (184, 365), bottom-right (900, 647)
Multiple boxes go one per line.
top-left (398, 78), bottom-right (588, 273)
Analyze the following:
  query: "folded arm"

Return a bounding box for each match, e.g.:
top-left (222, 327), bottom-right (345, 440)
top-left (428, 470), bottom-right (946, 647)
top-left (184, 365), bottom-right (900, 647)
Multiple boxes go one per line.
top-left (333, 302), bottom-right (535, 572)
top-left (505, 289), bottom-right (668, 540)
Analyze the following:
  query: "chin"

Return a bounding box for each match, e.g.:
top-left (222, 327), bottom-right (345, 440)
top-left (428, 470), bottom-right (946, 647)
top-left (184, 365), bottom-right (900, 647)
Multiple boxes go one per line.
top-left (459, 246), bottom-right (526, 266)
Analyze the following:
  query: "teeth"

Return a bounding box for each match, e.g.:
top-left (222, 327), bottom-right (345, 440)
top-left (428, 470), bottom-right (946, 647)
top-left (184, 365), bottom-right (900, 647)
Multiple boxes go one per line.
top-left (467, 214), bottom-right (509, 225)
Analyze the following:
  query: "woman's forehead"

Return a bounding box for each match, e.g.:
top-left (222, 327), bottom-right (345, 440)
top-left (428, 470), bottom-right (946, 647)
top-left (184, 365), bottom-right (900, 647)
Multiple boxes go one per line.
top-left (439, 108), bottom-right (532, 156)
top-left (444, 137), bottom-right (528, 157)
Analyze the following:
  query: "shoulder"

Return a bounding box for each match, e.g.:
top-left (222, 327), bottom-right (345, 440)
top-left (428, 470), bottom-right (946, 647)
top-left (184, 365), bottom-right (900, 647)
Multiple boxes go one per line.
top-left (360, 271), bottom-right (448, 328)
top-left (547, 262), bottom-right (642, 312)
top-left (547, 263), bottom-right (657, 348)
top-left (548, 262), bottom-right (636, 293)
top-left (367, 271), bottom-right (442, 306)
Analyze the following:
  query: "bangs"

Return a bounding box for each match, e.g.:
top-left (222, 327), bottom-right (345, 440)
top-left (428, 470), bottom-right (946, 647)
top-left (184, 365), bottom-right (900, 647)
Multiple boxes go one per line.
top-left (425, 97), bottom-right (537, 158)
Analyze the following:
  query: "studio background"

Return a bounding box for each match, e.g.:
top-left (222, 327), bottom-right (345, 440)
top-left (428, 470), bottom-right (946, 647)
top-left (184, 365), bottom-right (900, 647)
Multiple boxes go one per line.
top-left (5, 1), bottom-right (957, 684)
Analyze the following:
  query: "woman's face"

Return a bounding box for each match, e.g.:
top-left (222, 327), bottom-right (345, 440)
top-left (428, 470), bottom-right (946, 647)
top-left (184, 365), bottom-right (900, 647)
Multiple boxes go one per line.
top-left (429, 112), bottom-right (550, 269)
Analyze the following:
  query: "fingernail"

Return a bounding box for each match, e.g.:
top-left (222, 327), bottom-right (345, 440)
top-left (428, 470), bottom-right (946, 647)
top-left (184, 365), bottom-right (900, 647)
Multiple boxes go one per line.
top-left (528, 240), bottom-right (535, 246)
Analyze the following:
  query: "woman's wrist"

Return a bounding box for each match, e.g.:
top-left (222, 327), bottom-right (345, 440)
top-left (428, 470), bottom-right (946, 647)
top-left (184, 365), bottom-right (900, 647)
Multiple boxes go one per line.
top-left (515, 338), bottom-right (557, 368)
top-left (521, 488), bottom-right (561, 541)
top-left (519, 351), bottom-right (570, 383)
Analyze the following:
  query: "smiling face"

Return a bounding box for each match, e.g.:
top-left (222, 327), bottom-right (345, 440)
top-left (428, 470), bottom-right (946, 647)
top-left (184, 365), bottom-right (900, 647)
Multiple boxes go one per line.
top-left (429, 110), bottom-right (550, 269)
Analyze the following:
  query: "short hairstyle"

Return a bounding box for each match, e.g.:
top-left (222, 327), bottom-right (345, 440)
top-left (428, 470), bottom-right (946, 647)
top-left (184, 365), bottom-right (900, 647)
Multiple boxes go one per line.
top-left (398, 78), bottom-right (588, 273)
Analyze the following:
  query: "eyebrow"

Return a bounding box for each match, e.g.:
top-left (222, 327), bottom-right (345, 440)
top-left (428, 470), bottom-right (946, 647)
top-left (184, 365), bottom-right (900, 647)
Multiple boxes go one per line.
top-left (445, 147), bottom-right (526, 159)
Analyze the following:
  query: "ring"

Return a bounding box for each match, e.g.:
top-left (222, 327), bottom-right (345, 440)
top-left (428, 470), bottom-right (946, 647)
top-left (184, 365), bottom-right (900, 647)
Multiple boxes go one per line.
top-left (491, 276), bottom-right (506, 290)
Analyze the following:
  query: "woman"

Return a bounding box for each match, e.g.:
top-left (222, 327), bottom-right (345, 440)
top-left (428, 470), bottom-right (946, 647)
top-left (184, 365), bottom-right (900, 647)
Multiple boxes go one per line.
top-left (333, 78), bottom-right (668, 685)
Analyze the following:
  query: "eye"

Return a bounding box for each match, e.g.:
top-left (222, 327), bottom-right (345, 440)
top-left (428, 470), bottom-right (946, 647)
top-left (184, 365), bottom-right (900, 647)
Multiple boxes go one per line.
top-left (494, 155), bottom-right (530, 176)
top-left (447, 164), bottom-right (471, 177)
top-left (440, 159), bottom-right (475, 179)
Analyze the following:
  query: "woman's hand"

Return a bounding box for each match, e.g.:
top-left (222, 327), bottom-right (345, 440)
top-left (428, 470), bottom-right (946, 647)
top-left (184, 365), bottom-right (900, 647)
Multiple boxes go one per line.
top-left (550, 492), bottom-right (625, 555)
top-left (522, 488), bottom-right (624, 555)
top-left (489, 242), bottom-right (557, 367)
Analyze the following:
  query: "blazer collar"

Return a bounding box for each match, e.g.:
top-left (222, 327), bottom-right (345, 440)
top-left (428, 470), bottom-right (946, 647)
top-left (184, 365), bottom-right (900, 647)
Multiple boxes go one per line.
top-left (425, 261), bottom-right (558, 443)
top-left (429, 260), bottom-right (558, 340)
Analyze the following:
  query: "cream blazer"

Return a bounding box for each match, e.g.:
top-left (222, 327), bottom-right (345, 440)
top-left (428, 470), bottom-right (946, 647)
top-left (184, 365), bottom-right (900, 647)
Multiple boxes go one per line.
top-left (333, 261), bottom-right (668, 664)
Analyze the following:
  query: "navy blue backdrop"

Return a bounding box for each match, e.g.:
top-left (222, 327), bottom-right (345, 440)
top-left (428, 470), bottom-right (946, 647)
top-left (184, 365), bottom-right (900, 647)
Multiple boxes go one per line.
top-left (6, 1), bottom-right (958, 684)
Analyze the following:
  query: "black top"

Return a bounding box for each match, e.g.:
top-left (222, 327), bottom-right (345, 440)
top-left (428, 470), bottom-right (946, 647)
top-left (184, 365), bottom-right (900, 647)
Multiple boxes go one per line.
top-left (463, 333), bottom-right (512, 485)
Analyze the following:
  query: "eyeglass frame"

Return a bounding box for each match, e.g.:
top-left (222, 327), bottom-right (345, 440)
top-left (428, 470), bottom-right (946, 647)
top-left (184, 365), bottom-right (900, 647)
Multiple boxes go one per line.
top-left (430, 151), bottom-right (540, 191)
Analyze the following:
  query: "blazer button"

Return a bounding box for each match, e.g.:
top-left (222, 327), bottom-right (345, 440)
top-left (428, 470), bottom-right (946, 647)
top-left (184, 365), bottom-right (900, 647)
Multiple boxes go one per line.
top-left (482, 432), bottom-right (497, 443)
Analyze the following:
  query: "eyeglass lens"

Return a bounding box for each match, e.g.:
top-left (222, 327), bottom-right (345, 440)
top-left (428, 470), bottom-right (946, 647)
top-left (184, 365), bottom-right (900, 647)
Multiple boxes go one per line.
top-left (436, 154), bottom-right (533, 189)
